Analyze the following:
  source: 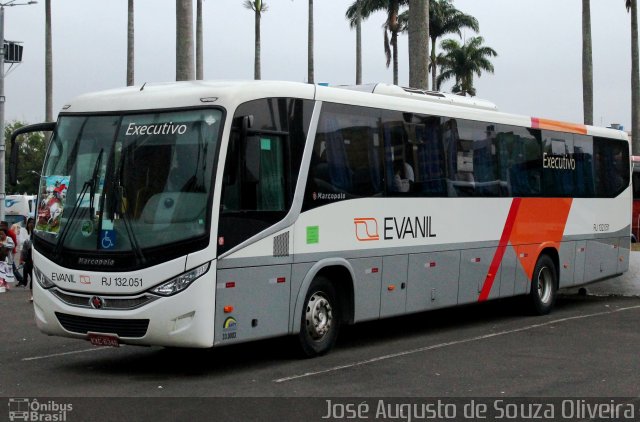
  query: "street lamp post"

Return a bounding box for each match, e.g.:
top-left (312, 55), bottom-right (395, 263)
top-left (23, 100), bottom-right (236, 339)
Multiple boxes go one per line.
top-left (0, 0), bottom-right (37, 221)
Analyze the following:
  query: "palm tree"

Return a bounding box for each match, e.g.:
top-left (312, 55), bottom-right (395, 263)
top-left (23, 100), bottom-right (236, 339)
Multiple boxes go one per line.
top-left (244, 0), bottom-right (268, 80)
top-left (346, 1), bottom-right (363, 84)
top-left (176, 0), bottom-right (195, 81)
top-left (627, 0), bottom-right (639, 153)
top-left (127, 0), bottom-right (134, 86)
top-left (582, 0), bottom-right (593, 125)
top-left (436, 36), bottom-right (497, 97)
top-left (347, 0), bottom-right (409, 86)
top-left (45, 0), bottom-right (52, 122)
top-left (407, 0), bottom-right (429, 90)
top-left (426, 0), bottom-right (477, 91)
top-left (400, 0), bottom-right (478, 90)
top-left (196, 0), bottom-right (203, 80)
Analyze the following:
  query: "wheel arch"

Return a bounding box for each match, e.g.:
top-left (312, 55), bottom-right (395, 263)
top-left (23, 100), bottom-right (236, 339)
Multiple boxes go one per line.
top-left (291, 258), bottom-right (355, 334)
top-left (538, 246), bottom-right (560, 286)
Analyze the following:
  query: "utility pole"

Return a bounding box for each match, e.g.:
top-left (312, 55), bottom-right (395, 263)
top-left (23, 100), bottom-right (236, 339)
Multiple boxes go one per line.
top-left (0, 0), bottom-right (37, 221)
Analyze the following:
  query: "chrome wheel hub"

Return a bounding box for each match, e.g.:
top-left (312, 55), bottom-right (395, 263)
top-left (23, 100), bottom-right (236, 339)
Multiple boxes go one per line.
top-left (305, 292), bottom-right (333, 340)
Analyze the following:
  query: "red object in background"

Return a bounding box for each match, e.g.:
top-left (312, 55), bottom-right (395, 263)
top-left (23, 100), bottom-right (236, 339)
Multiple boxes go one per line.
top-left (632, 156), bottom-right (640, 242)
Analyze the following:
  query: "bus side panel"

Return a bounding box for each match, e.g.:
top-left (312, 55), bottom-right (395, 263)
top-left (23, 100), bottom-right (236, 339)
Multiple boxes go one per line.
top-left (499, 246), bottom-right (518, 297)
top-left (573, 240), bottom-right (587, 285)
top-left (617, 236), bottom-right (630, 274)
top-left (584, 238), bottom-right (620, 282)
top-left (214, 264), bottom-right (291, 345)
top-left (406, 250), bottom-right (460, 313)
top-left (458, 248), bottom-right (496, 304)
top-left (380, 255), bottom-right (408, 318)
top-left (558, 241), bottom-right (577, 288)
top-left (348, 257), bottom-right (383, 322)
top-left (513, 245), bottom-right (531, 295)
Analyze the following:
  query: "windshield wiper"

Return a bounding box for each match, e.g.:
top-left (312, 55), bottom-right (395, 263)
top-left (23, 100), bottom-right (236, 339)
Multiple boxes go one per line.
top-left (112, 149), bottom-right (146, 266)
top-left (54, 148), bottom-right (104, 259)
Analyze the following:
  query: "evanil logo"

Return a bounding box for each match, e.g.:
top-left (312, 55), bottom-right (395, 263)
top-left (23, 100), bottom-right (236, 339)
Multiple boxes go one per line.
top-left (354, 216), bottom-right (436, 242)
top-left (354, 218), bottom-right (380, 241)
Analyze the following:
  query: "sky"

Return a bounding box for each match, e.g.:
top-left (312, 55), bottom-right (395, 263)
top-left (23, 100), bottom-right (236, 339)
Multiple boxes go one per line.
top-left (3, 0), bottom-right (635, 130)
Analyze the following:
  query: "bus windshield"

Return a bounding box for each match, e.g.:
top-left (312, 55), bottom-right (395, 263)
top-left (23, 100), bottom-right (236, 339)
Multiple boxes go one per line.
top-left (35, 109), bottom-right (222, 266)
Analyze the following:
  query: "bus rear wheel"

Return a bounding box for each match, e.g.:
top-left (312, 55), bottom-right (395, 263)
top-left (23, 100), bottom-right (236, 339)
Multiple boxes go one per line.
top-left (298, 277), bottom-right (340, 358)
top-left (528, 254), bottom-right (557, 315)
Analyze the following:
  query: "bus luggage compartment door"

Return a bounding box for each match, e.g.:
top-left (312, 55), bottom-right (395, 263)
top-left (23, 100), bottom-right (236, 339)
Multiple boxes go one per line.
top-left (214, 265), bottom-right (291, 344)
top-left (380, 255), bottom-right (408, 318)
top-left (406, 250), bottom-right (460, 313)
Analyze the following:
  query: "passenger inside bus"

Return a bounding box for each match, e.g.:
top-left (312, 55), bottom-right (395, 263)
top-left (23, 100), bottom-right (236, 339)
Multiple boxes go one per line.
top-left (392, 160), bottom-right (414, 193)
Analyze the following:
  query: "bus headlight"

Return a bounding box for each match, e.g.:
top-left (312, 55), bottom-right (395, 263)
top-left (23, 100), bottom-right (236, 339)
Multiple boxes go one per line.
top-left (33, 266), bottom-right (56, 289)
top-left (150, 262), bottom-right (210, 296)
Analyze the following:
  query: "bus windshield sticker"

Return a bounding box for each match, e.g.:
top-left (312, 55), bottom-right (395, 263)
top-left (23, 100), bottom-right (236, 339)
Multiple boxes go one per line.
top-left (81, 220), bottom-right (94, 237)
top-left (99, 220), bottom-right (116, 250)
top-left (306, 226), bottom-right (319, 244)
top-left (36, 175), bottom-right (69, 235)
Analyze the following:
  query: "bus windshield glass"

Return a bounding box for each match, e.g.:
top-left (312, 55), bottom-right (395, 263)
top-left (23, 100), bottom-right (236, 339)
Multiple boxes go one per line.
top-left (35, 109), bottom-right (222, 261)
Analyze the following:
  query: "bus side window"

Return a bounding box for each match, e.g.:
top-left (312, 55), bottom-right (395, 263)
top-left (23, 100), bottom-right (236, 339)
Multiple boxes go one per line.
top-left (496, 125), bottom-right (541, 197)
top-left (247, 135), bottom-right (286, 211)
top-left (594, 137), bottom-right (629, 198)
top-left (303, 104), bottom-right (383, 210)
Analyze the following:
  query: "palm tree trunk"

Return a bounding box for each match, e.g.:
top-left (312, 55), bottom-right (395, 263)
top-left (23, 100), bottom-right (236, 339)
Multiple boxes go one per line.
top-left (582, 0), bottom-right (594, 125)
top-left (45, 0), bottom-right (53, 122)
top-left (176, 0), bottom-right (195, 81)
top-left (631, 0), bottom-right (640, 154)
top-left (196, 0), bottom-right (203, 80)
top-left (431, 38), bottom-right (437, 91)
top-left (408, 0), bottom-right (429, 90)
top-left (390, 1), bottom-right (400, 85)
top-left (308, 0), bottom-right (314, 84)
top-left (392, 33), bottom-right (398, 85)
top-left (254, 9), bottom-right (261, 80)
top-left (127, 0), bottom-right (134, 86)
top-left (356, 7), bottom-right (362, 85)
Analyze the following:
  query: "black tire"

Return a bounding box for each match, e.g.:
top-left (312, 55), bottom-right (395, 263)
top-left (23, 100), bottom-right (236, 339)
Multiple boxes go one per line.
top-left (528, 254), bottom-right (558, 315)
top-left (298, 276), bottom-right (340, 358)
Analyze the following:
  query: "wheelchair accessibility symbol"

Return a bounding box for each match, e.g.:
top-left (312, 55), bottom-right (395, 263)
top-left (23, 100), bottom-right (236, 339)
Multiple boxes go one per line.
top-left (100, 230), bottom-right (116, 250)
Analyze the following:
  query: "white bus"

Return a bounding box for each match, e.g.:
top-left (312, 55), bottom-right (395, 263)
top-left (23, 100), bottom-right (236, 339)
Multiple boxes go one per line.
top-left (11, 81), bottom-right (631, 357)
top-left (4, 194), bottom-right (36, 227)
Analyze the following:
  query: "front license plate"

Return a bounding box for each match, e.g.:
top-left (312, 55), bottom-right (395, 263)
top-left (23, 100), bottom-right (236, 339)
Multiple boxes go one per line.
top-left (88, 333), bottom-right (120, 347)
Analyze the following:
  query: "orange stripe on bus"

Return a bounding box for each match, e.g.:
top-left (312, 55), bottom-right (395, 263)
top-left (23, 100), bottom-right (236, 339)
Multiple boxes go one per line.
top-left (509, 198), bottom-right (573, 279)
top-left (478, 198), bottom-right (521, 302)
top-left (531, 117), bottom-right (588, 135)
top-left (478, 198), bottom-right (573, 302)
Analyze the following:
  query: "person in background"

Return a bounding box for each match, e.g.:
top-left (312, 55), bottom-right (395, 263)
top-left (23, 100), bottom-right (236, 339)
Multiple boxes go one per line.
top-left (0, 234), bottom-right (15, 291)
top-left (13, 223), bottom-right (27, 256)
top-left (12, 223), bottom-right (27, 286)
top-left (0, 221), bottom-right (17, 253)
top-left (22, 217), bottom-right (34, 302)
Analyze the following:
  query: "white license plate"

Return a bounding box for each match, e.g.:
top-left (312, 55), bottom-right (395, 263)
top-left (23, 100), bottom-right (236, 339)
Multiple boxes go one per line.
top-left (87, 333), bottom-right (120, 347)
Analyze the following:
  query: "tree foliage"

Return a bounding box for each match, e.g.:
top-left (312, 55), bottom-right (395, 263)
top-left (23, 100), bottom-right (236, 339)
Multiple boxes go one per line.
top-left (347, 0), bottom-right (409, 85)
top-left (436, 36), bottom-right (497, 96)
top-left (4, 121), bottom-right (47, 195)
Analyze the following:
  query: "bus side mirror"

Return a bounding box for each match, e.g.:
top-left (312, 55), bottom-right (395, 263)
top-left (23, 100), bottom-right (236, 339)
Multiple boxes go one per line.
top-left (9, 122), bottom-right (56, 185)
top-left (241, 115), bottom-right (254, 140)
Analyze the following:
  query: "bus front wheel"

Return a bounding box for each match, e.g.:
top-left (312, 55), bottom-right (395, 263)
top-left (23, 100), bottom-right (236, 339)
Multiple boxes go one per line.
top-left (298, 277), bottom-right (340, 358)
top-left (528, 255), bottom-right (557, 315)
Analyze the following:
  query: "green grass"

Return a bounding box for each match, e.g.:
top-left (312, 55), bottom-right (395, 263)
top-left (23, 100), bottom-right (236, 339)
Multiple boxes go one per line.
top-left (632, 243), bottom-right (640, 252)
